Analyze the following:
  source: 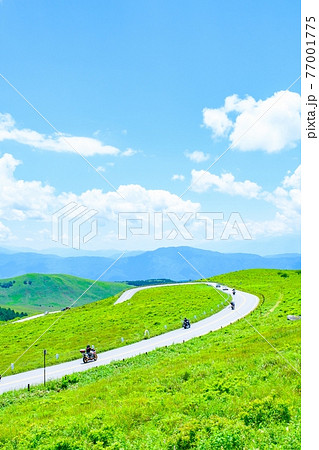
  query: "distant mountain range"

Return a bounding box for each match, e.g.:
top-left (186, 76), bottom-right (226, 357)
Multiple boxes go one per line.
top-left (0, 246), bottom-right (301, 281)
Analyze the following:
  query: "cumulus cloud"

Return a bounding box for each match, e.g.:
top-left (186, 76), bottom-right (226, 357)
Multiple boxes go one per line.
top-left (0, 153), bottom-right (56, 220)
top-left (203, 90), bottom-right (301, 152)
top-left (185, 150), bottom-right (210, 163)
top-left (202, 108), bottom-right (232, 137)
top-left (0, 152), bottom-right (300, 244)
top-left (191, 169), bottom-right (262, 198)
top-left (282, 165), bottom-right (301, 189)
top-left (262, 165), bottom-right (300, 223)
top-left (0, 153), bottom-right (200, 225)
top-left (67, 185), bottom-right (201, 220)
top-left (0, 221), bottom-right (13, 240)
top-left (247, 165), bottom-right (300, 237)
top-left (172, 174), bottom-right (185, 181)
top-left (0, 113), bottom-right (121, 157)
top-left (190, 165), bottom-right (300, 237)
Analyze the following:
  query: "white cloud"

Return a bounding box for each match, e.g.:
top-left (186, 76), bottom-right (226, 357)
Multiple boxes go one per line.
top-left (0, 153), bottom-right (200, 225)
top-left (202, 108), bottom-right (232, 137)
top-left (96, 166), bottom-right (106, 173)
top-left (247, 214), bottom-right (296, 237)
top-left (249, 165), bottom-right (301, 237)
top-left (0, 113), bottom-right (120, 157)
top-left (191, 169), bottom-right (262, 198)
top-left (172, 174), bottom-right (185, 181)
top-left (190, 165), bottom-right (301, 237)
top-left (262, 166), bottom-right (301, 222)
top-left (282, 165), bottom-right (301, 189)
top-left (0, 153), bottom-right (56, 220)
top-left (121, 148), bottom-right (139, 157)
top-left (0, 221), bottom-right (13, 240)
top-left (0, 152), bottom-right (300, 245)
top-left (185, 150), bottom-right (210, 163)
top-left (70, 185), bottom-right (201, 218)
top-left (203, 90), bottom-right (301, 152)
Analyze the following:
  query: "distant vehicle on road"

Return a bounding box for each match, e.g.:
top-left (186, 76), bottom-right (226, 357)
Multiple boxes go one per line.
top-left (222, 287), bottom-right (228, 291)
top-left (61, 306), bottom-right (71, 311)
top-left (230, 301), bottom-right (235, 310)
top-left (216, 284), bottom-right (221, 288)
top-left (232, 288), bottom-right (236, 295)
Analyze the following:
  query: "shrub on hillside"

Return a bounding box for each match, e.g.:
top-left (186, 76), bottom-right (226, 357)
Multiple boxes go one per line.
top-left (0, 280), bottom-right (15, 288)
top-left (240, 396), bottom-right (291, 426)
top-left (167, 417), bottom-right (246, 449)
top-left (60, 374), bottom-right (79, 389)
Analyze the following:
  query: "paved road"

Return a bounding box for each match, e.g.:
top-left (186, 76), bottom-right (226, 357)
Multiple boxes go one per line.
top-left (13, 310), bottom-right (61, 324)
top-left (114, 282), bottom-right (211, 304)
top-left (0, 283), bottom-right (259, 395)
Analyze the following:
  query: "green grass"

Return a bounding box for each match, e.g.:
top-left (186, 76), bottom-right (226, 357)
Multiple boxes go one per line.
top-left (0, 273), bottom-right (131, 315)
top-left (0, 283), bottom-right (228, 374)
top-left (0, 269), bottom-right (300, 449)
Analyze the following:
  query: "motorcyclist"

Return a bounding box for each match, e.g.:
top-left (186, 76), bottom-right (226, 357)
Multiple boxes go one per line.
top-left (183, 317), bottom-right (190, 328)
top-left (86, 344), bottom-right (92, 357)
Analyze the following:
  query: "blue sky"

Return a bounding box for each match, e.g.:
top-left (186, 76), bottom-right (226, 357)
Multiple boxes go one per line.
top-left (0, 0), bottom-right (301, 254)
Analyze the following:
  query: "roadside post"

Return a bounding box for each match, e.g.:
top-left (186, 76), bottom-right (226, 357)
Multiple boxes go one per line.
top-left (43, 349), bottom-right (47, 386)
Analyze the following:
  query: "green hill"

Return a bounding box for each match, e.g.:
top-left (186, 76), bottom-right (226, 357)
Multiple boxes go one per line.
top-left (0, 283), bottom-right (228, 374)
top-left (0, 274), bottom-right (131, 315)
top-left (0, 270), bottom-right (301, 449)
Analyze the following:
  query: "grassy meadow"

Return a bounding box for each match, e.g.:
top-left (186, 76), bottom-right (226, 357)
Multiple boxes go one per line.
top-left (0, 269), bottom-right (301, 449)
top-left (0, 283), bottom-right (228, 374)
top-left (0, 274), bottom-right (131, 315)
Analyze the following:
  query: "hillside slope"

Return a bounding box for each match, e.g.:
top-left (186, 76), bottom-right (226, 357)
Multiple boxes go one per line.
top-left (0, 283), bottom-right (228, 374)
top-left (0, 269), bottom-right (301, 449)
top-left (0, 274), bottom-right (130, 314)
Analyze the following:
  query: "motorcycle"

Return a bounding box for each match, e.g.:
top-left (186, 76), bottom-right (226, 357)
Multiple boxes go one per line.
top-left (80, 348), bottom-right (98, 363)
top-left (232, 289), bottom-right (236, 295)
top-left (230, 302), bottom-right (235, 310)
top-left (183, 319), bottom-right (191, 329)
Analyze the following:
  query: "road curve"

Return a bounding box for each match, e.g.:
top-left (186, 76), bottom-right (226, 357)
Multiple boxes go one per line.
top-left (114, 282), bottom-right (211, 304)
top-left (0, 283), bottom-right (259, 395)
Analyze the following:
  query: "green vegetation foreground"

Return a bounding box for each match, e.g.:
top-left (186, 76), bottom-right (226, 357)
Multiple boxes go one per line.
top-left (0, 270), bottom-right (300, 449)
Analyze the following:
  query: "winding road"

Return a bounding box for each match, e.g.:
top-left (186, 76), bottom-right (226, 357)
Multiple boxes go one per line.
top-left (0, 283), bottom-right (259, 395)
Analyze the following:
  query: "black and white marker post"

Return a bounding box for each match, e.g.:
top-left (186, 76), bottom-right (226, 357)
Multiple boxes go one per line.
top-left (43, 349), bottom-right (47, 387)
